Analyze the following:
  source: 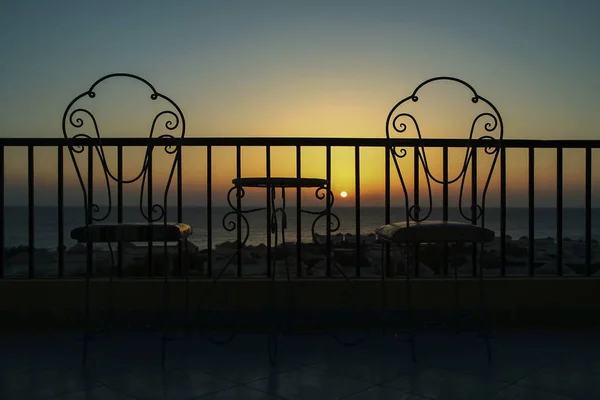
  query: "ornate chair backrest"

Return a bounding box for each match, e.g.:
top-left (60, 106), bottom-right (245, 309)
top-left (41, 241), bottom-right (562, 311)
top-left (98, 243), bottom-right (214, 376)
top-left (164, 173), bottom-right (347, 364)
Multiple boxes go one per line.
top-left (62, 73), bottom-right (185, 225)
top-left (386, 77), bottom-right (503, 227)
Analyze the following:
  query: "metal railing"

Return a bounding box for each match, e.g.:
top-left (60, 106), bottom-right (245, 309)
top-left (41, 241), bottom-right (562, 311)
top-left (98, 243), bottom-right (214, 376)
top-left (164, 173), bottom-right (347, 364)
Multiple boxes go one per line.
top-left (0, 137), bottom-right (598, 279)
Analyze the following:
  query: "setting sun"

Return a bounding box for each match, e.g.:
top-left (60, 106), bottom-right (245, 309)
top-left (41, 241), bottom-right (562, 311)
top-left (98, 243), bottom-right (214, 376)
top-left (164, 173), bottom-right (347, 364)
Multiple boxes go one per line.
top-left (340, 191), bottom-right (348, 198)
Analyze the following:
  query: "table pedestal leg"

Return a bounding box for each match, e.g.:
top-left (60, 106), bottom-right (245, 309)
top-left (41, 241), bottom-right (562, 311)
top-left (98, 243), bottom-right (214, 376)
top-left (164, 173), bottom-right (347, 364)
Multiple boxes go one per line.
top-left (267, 186), bottom-right (294, 365)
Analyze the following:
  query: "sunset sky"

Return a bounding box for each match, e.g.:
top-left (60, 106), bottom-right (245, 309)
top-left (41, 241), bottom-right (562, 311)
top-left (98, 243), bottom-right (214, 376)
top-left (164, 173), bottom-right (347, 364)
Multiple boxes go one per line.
top-left (1, 0), bottom-right (599, 207)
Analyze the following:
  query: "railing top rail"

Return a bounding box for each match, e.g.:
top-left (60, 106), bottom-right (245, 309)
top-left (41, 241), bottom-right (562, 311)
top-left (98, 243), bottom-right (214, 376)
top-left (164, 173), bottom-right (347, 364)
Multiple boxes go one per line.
top-left (0, 137), bottom-right (599, 148)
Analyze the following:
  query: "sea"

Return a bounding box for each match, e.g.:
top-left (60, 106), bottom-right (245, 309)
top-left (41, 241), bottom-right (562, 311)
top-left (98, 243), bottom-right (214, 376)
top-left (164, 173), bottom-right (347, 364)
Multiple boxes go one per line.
top-left (3, 206), bottom-right (600, 251)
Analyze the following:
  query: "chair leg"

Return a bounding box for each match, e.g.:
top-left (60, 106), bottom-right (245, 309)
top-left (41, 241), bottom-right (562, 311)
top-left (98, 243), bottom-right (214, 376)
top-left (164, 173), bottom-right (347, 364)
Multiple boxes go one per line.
top-left (267, 255), bottom-right (279, 365)
top-left (184, 239), bottom-right (191, 336)
top-left (267, 202), bottom-right (280, 366)
top-left (161, 242), bottom-right (169, 370)
top-left (406, 266), bottom-right (416, 363)
top-left (380, 244), bottom-right (386, 335)
top-left (453, 256), bottom-right (461, 332)
top-left (82, 272), bottom-right (90, 367)
top-left (106, 242), bottom-right (116, 337)
top-left (394, 247), bottom-right (416, 364)
top-left (82, 239), bottom-right (92, 368)
top-left (478, 250), bottom-right (493, 361)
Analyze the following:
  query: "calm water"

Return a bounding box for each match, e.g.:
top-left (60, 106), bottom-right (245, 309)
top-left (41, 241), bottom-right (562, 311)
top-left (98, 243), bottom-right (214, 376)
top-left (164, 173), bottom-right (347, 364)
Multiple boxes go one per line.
top-left (3, 206), bottom-right (600, 250)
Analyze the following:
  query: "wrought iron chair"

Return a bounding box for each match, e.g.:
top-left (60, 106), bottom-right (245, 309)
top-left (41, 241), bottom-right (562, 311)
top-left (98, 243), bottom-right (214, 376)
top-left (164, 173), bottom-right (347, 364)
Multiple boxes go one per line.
top-left (375, 77), bottom-right (503, 362)
top-left (62, 73), bottom-right (192, 368)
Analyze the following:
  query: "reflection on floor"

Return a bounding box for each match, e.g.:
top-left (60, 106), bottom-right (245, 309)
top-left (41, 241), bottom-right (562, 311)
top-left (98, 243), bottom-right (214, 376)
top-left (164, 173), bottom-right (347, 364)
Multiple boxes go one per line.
top-left (0, 329), bottom-right (599, 399)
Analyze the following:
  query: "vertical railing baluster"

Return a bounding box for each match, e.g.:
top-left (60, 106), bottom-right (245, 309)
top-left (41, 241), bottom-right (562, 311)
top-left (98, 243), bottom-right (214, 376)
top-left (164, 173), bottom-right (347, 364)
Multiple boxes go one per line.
top-left (442, 146), bottom-right (449, 276)
top-left (87, 145), bottom-right (94, 279)
top-left (117, 145), bottom-right (123, 277)
top-left (384, 145), bottom-right (390, 277)
top-left (296, 145), bottom-right (302, 278)
top-left (355, 146), bottom-right (361, 278)
top-left (177, 146), bottom-right (183, 223)
top-left (0, 145), bottom-right (4, 279)
top-left (177, 145), bottom-right (183, 276)
top-left (236, 145), bottom-right (242, 278)
top-left (326, 145), bottom-right (332, 277)
top-left (207, 145), bottom-right (213, 278)
top-left (500, 146), bottom-right (507, 276)
top-left (528, 147), bottom-right (535, 277)
top-left (556, 147), bottom-right (563, 276)
top-left (266, 146), bottom-right (271, 278)
top-left (28, 145), bottom-right (35, 278)
top-left (413, 146), bottom-right (419, 277)
top-left (585, 147), bottom-right (592, 276)
top-left (471, 145), bottom-right (477, 277)
top-left (58, 145), bottom-right (65, 278)
top-left (147, 147), bottom-right (153, 277)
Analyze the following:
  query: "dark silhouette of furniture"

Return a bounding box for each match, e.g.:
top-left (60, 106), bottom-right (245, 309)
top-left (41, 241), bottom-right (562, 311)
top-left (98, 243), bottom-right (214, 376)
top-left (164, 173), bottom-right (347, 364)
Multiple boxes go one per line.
top-left (62, 73), bottom-right (192, 368)
top-left (375, 77), bottom-right (503, 362)
top-left (210, 177), bottom-right (343, 364)
top-left (199, 176), bottom-right (366, 364)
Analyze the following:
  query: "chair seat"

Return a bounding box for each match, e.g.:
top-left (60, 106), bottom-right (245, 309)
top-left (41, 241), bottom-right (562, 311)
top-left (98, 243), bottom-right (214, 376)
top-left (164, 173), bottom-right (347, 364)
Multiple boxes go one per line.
top-left (375, 220), bottom-right (494, 244)
top-left (70, 223), bottom-right (192, 243)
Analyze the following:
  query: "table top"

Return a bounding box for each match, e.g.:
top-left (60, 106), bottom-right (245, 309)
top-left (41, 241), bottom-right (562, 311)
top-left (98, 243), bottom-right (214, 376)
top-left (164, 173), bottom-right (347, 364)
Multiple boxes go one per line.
top-left (232, 177), bottom-right (327, 188)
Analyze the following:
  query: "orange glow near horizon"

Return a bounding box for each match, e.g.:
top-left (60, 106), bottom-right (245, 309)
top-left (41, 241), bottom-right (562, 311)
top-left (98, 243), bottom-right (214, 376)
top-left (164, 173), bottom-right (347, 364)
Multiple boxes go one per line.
top-left (3, 145), bottom-right (600, 208)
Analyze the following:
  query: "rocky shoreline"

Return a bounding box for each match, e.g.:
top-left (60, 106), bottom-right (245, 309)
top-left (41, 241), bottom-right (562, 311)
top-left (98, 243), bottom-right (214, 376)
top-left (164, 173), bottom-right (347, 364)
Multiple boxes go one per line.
top-left (3, 233), bottom-right (600, 278)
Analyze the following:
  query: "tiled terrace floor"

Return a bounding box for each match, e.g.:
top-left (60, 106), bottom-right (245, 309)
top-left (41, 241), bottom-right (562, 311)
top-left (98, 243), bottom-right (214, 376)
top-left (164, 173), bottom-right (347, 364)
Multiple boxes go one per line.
top-left (1, 328), bottom-right (599, 399)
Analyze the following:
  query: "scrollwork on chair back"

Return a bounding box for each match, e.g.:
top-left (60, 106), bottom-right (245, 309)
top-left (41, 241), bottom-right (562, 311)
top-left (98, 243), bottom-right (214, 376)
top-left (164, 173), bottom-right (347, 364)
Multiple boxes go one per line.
top-left (61, 73), bottom-right (186, 223)
top-left (386, 77), bottom-right (503, 225)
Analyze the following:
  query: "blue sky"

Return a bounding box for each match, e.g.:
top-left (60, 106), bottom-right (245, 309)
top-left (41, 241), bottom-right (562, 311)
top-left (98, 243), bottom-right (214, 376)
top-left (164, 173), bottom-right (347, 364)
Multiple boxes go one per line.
top-left (1, 0), bottom-right (599, 207)
top-left (1, 0), bottom-right (599, 139)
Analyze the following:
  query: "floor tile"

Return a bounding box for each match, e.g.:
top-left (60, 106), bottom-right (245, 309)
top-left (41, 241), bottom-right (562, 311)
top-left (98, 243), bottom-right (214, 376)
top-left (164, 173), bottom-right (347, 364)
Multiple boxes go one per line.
top-left (0, 333), bottom-right (82, 372)
top-left (50, 384), bottom-right (139, 399)
top-left (433, 351), bottom-right (542, 384)
top-left (487, 384), bottom-right (575, 400)
top-left (198, 386), bottom-right (284, 399)
top-left (516, 365), bottom-right (600, 398)
top-left (246, 366), bottom-right (374, 400)
top-left (1, 330), bottom-right (597, 400)
top-left (383, 368), bottom-right (508, 400)
top-left (546, 358), bottom-right (600, 376)
top-left (0, 369), bottom-right (99, 400)
top-left (343, 386), bottom-right (432, 400)
top-left (100, 368), bottom-right (236, 400)
top-left (306, 351), bottom-right (409, 385)
top-left (174, 334), bottom-right (302, 384)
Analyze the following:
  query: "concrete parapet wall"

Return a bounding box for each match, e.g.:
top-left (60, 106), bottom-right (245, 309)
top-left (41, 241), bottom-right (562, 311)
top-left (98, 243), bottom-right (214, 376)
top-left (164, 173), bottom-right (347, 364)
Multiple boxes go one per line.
top-left (0, 278), bottom-right (598, 330)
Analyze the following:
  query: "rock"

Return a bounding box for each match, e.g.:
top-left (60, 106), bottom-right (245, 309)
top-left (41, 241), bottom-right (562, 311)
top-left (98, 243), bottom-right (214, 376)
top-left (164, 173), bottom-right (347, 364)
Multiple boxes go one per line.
top-left (535, 237), bottom-right (555, 245)
top-left (7, 249), bottom-right (57, 264)
top-left (505, 255), bottom-right (527, 265)
top-left (415, 264), bottom-right (435, 276)
top-left (248, 243), bottom-right (268, 256)
top-left (332, 233), bottom-right (345, 245)
top-left (360, 234), bottom-right (378, 245)
top-left (536, 261), bottom-right (576, 276)
top-left (300, 251), bottom-right (326, 266)
top-left (344, 233), bottom-right (356, 244)
top-left (564, 261), bottom-right (600, 276)
top-left (506, 241), bottom-right (528, 258)
top-left (215, 240), bottom-right (240, 253)
top-left (67, 243), bottom-right (87, 254)
top-left (312, 233), bottom-right (346, 245)
top-left (307, 258), bottom-right (327, 277)
top-left (534, 248), bottom-right (555, 261)
top-left (454, 261), bottom-right (476, 276)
